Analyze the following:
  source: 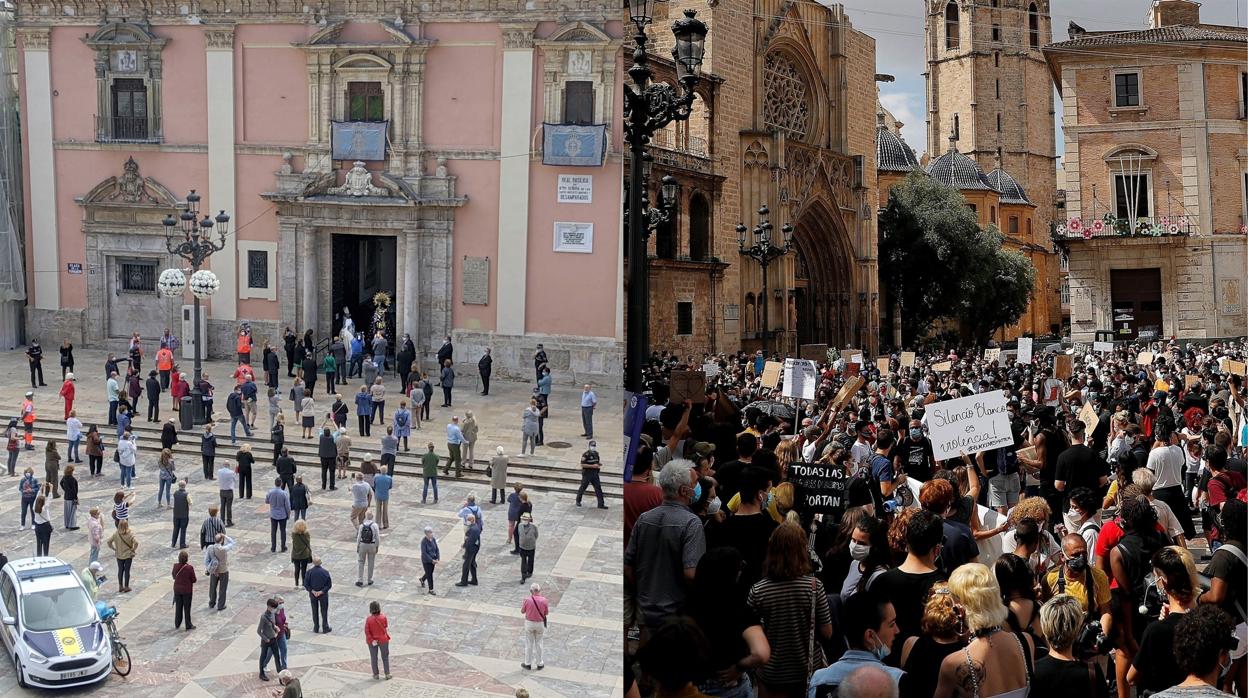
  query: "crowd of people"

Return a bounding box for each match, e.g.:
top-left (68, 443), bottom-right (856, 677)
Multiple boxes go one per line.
top-left (4, 325), bottom-right (603, 690)
top-left (625, 339), bottom-right (1248, 698)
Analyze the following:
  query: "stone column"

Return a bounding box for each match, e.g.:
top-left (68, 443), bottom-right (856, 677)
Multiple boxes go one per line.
top-left (403, 229), bottom-right (420, 346)
top-left (205, 27), bottom-right (237, 323)
top-left (299, 227), bottom-right (318, 333)
top-left (18, 28), bottom-right (59, 310)
top-left (495, 25), bottom-right (536, 337)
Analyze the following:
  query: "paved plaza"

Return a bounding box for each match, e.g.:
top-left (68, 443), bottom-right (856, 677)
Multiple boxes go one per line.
top-left (0, 348), bottom-right (623, 697)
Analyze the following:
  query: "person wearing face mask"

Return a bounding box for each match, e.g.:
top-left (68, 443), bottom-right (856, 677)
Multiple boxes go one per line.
top-left (807, 592), bottom-right (905, 697)
top-left (872, 510), bottom-right (947, 654)
top-left (1128, 546), bottom-right (1202, 696)
top-left (1150, 605), bottom-right (1239, 698)
top-left (840, 517), bottom-right (891, 600)
top-left (1042, 534), bottom-right (1112, 636)
top-left (707, 468), bottom-right (776, 592)
top-left (1064, 487), bottom-right (1103, 564)
top-left (891, 420), bottom-right (935, 483)
top-left (624, 460), bottom-right (707, 632)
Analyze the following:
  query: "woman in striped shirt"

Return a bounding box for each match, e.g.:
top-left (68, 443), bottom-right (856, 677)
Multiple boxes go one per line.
top-left (747, 517), bottom-right (834, 698)
top-left (112, 488), bottom-right (136, 526)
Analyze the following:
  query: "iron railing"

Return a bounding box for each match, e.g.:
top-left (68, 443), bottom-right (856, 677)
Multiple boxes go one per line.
top-left (95, 115), bottom-right (160, 144)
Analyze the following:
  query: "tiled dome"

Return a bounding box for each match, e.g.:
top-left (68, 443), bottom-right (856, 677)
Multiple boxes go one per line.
top-left (926, 145), bottom-right (997, 192)
top-left (876, 126), bottom-right (921, 173)
top-left (985, 168), bottom-right (1032, 205)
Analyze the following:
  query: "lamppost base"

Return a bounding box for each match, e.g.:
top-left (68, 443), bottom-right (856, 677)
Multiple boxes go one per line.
top-left (189, 388), bottom-right (208, 426)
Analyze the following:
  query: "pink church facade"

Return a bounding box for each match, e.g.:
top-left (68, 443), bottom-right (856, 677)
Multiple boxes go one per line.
top-left (15, 2), bottom-right (623, 383)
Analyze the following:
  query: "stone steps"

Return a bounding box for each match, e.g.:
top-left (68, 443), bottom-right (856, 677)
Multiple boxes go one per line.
top-left (8, 415), bottom-right (623, 500)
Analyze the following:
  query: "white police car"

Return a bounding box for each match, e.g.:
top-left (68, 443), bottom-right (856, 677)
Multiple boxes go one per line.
top-left (0, 557), bottom-right (112, 689)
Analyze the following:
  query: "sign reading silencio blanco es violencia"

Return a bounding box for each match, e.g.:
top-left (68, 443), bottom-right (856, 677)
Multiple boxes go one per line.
top-left (790, 462), bottom-right (847, 515)
top-left (553, 222), bottom-right (593, 253)
top-left (556, 174), bottom-right (592, 203)
top-left (926, 389), bottom-right (1014, 461)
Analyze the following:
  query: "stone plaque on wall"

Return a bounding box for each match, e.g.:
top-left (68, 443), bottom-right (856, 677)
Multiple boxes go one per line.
top-left (462, 256), bottom-right (489, 305)
top-left (1071, 287), bottom-right (1093, 324)
top-left (1220, 278), bottom-right (1242, 315)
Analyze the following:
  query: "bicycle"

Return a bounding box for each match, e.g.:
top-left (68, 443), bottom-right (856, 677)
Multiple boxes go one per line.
top-left (95, 602), bottom-right (131, 676)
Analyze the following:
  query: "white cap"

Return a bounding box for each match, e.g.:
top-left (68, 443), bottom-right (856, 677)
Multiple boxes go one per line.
top-left (65, 372), bottom-right (75, 381)
top-left (89, 561), bottom-right (103, 572)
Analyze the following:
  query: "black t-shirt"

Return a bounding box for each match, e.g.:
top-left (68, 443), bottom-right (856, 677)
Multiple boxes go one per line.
top-left (1203, 539), bottom-right (1247, 623)
top-left (715, 459), bottom-right (748, 505)
top-left (1033, 655), bottom-right (1109, 698)
top-left (939, 519), bottom-right (979, 576)
top-left (1055, 444), bottom-right (1106, 493)
top-left (707, 512), bottom-right (778, 591)
top-left (890, 438), bottom-right (935, 482)
top-left (872, 568), bottom-right (946, 649)
top-left (690, 597), bottom-right (761, 672)
top-left (1131, 611), bottom-right (1185, 694)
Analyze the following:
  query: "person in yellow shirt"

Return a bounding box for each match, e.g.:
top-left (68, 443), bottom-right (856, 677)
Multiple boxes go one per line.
top-left (1042, 534), bottom-right (1112, 633)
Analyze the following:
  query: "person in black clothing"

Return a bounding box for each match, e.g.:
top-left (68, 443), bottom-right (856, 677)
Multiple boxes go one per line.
top-left (236, 444), bottom-right (255, 499)
top-left (478, 348), bottom-right (493, 396)
top-left (59, 340), bottom-right (74, 381)
top-left (533, 344), bottom-right (547, 383)
top-left (145, 371), bottom-right (162, 422)
top-left (201, 424), bottom-right (217, 480)
top-left (275, 448), bottom-right (297, 490)
top-left (284, 328), bottom-right (298, 378)
top-left (396, 335), bottom-right (415, 393)
top-left (1109, 493), bottom-right (1166, 692)
top-left (899, 580), bottom-right (965, 698)
top-left (712, 433), bottom-right (759, 507)
top-left (872, 509), bottom-right (947, 654)
top-left (1033, 594), bottom-right (1110, 697)
top-left (687, 548), bottom-right (769, 696)
top-left (706, 468), bottom-right (777, 592)
top-left (317, 428), bottom-right (338, 490)
top-left (301, 355), bottom-right (318, 396)
top-left (436, 336), bottom-right (453, 369)
top-left (1128, 546), bottom-right (1199, 695)
top-left (26, 340), bottom-right (45, 388)
top-left (1054, 419), bottom-right (1108, 512)
top-left (263, 345), bottom-right (280, 389)
top-left (161, 419), bottom-right (179, 451)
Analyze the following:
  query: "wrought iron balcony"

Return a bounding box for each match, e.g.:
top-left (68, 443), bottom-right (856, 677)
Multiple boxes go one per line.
top-left (95, 115), bottom-right (161, 144)
top-left (1052, 215), bottom-right (1196, 240)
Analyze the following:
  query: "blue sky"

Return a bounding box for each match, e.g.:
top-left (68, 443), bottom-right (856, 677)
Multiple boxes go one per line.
top-left (865, 0), bottom-right (1247, 159)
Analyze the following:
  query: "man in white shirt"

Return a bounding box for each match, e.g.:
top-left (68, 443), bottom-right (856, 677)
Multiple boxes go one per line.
top-left (1132, 468), bottom-right (1185, 545)
top-left (1145, 426), bottom-right (1196, 540)
top-left (849, 422), bottom-right (874, 476)
top-left (355, 512), bottom-right (380, 587)
top-left (217, 464), bottom-right (238, 526)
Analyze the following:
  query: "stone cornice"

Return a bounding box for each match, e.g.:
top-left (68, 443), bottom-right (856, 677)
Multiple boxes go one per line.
top-left (500, 24), bottom-right (536, 50)
top-left (16, 27), bottom-right (50, 50)
top-left (204, 28), bottom-right (236, 50)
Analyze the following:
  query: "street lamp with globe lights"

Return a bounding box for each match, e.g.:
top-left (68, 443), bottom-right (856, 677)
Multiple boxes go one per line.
top-left (623, 2), bottom-right (707, 393)
top-left (737, 205), bottom-right (793, 355)
top-left (161, 189), bottom-right (230, 425)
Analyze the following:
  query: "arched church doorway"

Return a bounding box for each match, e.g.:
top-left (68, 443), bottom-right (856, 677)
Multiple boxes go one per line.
top-left (790, 199), bottom-right (854, 349)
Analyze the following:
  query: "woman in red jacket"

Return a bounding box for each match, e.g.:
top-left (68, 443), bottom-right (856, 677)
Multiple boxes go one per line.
top-left (171, 372), bottom-right (189, 414)
top-left (172, 550), bottom-right (197, 630)
top-left (365, 600), bottom-right (391, 680)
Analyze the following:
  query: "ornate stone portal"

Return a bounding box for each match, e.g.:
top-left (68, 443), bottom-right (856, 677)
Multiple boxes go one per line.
top-left (328, 161), bottom-right (390, 197)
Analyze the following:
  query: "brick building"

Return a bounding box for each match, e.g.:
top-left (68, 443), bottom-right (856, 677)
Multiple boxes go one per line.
top-left (923, 0), bottom-right (1061, 337)
top-left (636, 1), bottom-right (880, 357)
top-left (1042, 0), bottom-right (1248, 342)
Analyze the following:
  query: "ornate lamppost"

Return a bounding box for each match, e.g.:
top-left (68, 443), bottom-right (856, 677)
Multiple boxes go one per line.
top-left (737, 205), bottom-right (793, 355)
top-left (624, 0), bottom-right (707, 393)
top-left (160, 190), bottom-right (230, 425)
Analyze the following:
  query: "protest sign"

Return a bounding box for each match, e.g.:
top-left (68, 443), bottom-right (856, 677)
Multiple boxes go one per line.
top-left (703, 362), bottom-right (720, 378)
top-left (1093, 341), bottom-right (1114, 353)
top-left (841, 349), bottom-right (861, 364)
top-left (1054, 354), bottom-right (1073, 380)
top-left (1078, 401), bottom-right (1099, 435)
top-left (1016, 445), bottom-right (1039, 463)
top-left (783, 358), bottom-right (818, 400)
top-left (984, 348), bottom-right (1001, 363)
top-left (760, 361), bottom-right (783, 388)
top-left (900, 351), bottom-right (916, 368)
top-left (789, 462), bottom-right (847, 515)
top-left (1220, 359), bottom-right (1247, 377)
top-left (926, 390), bottom-right (1014, 461)
top-left (1184, 375), bottom-right (1200, 389)
top-left (932, 361), bottom-right (952, 372)
top-left (829, 376), bottom-right (865, 412)
top-left (876, 357), bottom-right (891, 375)
top-left (1154, 379), bottom-right (1170, 393)
top-left (1016, 337), bottom-right (1033, 365)
top-left (668, 370), bottom-right (706, 404)
top-left (1137, 351), bottom-right (1154, 366)
top-left (800, 344), bottom-right (828, 361)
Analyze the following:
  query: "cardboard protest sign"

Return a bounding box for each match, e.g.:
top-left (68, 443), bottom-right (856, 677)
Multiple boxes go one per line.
top-left (800, 344), bottom-right (828, 362)
top-left (668, 370), bottom-right (706, 404)
top-left (783, 358), bottom-right (818, 400)
top-left (829, 376), bottom-right (865, 412)
top-left (876, 357), bottom-right (891, 375)
top-left (984, 348), bottom-right (1001, 363)
top-left (703, 362), bottom-right (720, 378)
top-left (760, 361), bottom-right (783, 388)
top-left (1154, 379), bottom-right (1170, 393)
top-left (789, 462), bottom-right (848, 515)
top-left (932, 361), bottom-right (952, 372)
top-left (1184, 375), bottom-right (1200, 389)
top-left (1054, 354), bottom-right (1073, 380)
top-left (926, 390), bottom-right (1014, 461)
top-left (1137, 351), bottom-right (1154, 366)
top-left (1016, 337), bottom-right (1033, 364)
top-left (1016, 445), bottom-right (1039, 463)
top-left (900, 351), bottom-right (916, 368)
top-left (1220, 359), bottom-right (1248, 377)
top-left (840, 349), bottom-right (861, 364)
top-left (1093, 341), bottom-right (1114, 353)
top-left (1078, 401), bottom-right (1099, 436)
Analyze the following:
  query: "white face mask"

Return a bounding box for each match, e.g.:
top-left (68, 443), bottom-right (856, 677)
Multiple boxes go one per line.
top-left (1067, 508), bottom-right (1085, 524)
top-left (706, 497), bottom-right (722, 515)
top-left (849, 542), bottom-right (872, 561)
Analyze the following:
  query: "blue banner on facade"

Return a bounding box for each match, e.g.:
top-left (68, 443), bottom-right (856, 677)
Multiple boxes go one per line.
top-left (331, 121), bottom-right (388, 161)
top-left (542, 123), bottom-right (607, 167)
top-left (623, 391), bottom-right (648, 482)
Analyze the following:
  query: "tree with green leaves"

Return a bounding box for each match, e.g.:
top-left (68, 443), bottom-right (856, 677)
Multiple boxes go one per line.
top-left (878, 172), bottom-right (1035, 345)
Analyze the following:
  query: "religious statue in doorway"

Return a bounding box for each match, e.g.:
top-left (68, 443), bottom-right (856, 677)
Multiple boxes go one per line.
top-left (371, 291), bottom-right (392, 342)
top-left (339, 307), bottom-right (356, 360)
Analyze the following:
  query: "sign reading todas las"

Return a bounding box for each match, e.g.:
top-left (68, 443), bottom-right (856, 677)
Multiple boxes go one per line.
top-left (926, 390), bottom-right (1014, 461)
top-left (790, 462), bottom-right (847, 515)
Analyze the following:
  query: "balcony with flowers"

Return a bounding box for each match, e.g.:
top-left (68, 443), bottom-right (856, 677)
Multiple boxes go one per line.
top-left (1051, 214), bottom-right (1201, 245)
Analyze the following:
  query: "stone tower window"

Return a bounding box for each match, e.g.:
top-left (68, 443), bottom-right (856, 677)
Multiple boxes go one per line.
top-left (1029, 3), bottom-right (1040, 48)
top-left (763, 53), bottom-right (811, 141)
top-left (688, 192), bottom-right (710, 261)
top-left (945, 3), bottom-right (961, 50)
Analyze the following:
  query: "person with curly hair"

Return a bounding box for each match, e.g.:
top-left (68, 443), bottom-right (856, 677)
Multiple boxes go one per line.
top-left (1109, 494), bottom-right (1167, 698)
top-left (900, 581), bottom-right (965, 698)
top-left (934, 563), bottom-right (1034, 698)
top-left (1151, 605), bottom-right (1238, 698)
top-left (873, 510), bottom-right (947, 655)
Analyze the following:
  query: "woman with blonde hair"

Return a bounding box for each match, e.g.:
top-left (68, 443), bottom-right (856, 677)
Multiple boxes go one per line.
top-left (1033, 594), bottom-right (1110, 695)
top-left (291, 518), bottom-right (313, 588)
top-left (934, 563), bottom-right (1034, 698)
top-left (775, 439), bottom-right (800, 481)
top-left (107, 519), bottom-right (139, 593)
top-left (235, 442), bottom-right (255, 499)
top-left (901, 581), bottom-right (967, 698)
top-left (747, 521), bottom-right (834, 697)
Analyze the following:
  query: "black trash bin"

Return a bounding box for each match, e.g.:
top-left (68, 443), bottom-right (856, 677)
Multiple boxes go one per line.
top-left (179, 396), bottom-right (194, 430)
